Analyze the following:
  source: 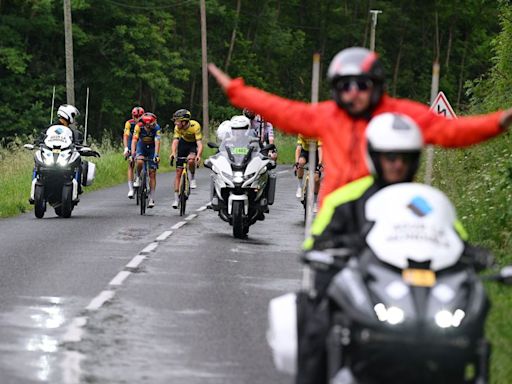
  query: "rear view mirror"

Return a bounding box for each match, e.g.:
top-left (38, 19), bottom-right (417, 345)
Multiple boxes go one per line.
top-left (499, 266), bottom-right (512, 285)
top-left (24, 144), bottom-right (35, 150)
top-left (207, 141), bottom-right (219, 149)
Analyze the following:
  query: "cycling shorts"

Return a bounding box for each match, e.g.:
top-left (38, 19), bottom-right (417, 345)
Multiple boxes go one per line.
top-left (136, 142), bottom-right (158, 170)
top-left (299, 148), bottom-right (319, 168)
top-left (177, 138), bottom-right (198, 167)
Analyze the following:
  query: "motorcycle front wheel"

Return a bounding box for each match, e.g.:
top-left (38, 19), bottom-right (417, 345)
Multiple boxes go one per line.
top-left (60, 184), bottom-right (73, 218)
top-left (232, 200), bottom-right (246, 239)
top-left (34, 184), bottom-right (46, 219)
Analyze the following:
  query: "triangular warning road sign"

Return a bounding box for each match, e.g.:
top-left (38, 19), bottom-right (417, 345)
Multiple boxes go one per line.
top-left (431, 91), bottom-right (457, 119)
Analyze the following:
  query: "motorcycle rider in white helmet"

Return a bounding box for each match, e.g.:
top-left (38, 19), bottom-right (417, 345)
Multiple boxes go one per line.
top-left (297, 113), bottom-right (429, 384)
top-left (36, 104), bottom-right (86, 193)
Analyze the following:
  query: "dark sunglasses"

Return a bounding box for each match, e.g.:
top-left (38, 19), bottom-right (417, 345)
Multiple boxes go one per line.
top-left (380, 152), bottom-right (416, 162)
top-left (335, 78), bottom-right (373, 92)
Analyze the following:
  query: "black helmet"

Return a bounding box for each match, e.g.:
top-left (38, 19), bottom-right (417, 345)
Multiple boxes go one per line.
top-left (242, 108), bottom-right (256, 120)
top-left (173, 109), bottom-right (191, 121)
top-left (327, 47), bottom-right (385, 116)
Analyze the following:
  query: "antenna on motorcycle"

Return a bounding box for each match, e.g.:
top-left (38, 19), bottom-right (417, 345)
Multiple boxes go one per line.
top-left (84, 87), bottom-right (90, 145)
top-left (50, 85), bottom-right (56, 124)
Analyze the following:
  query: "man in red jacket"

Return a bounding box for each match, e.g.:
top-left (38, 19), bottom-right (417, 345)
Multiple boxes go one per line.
top-left (208, 47), bottom-right (512, 206)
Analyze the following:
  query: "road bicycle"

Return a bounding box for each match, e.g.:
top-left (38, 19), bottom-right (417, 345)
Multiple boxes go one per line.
top-left (135, 156), bottom-right (151, 215)
top-left (301, 164), bottom-right (322, 223)
top-left (176, 156), bottom-right (191, 216)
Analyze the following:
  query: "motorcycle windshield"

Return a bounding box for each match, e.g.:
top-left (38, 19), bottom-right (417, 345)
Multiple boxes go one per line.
top-left (219, 135), bottom-right (260, 167)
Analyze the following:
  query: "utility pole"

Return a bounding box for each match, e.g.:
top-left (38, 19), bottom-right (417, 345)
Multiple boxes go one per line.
top-left (63, 0), bottom-right (75, 106)
top-left (369, 9), bottom-right (382, 51)
top-left (200, 0), bottom-right (209, 139)
top-left (425, 12), bottom-right (441, 185)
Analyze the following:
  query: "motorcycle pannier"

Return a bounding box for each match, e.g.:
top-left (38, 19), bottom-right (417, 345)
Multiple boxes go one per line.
top-left (82, 161), bottom-right (96, 186)
top-left (267, 171), bottom-right (277, 205)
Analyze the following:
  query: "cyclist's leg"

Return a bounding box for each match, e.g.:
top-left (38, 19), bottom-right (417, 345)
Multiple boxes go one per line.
top-left (127, 134), bottom-right (135, 196)
top-left (173, 141), bottom-right (187, 207)
top-left (186, 140), bottom-right (198, 187)
top-left (147, 146), bottom-right (157, 206)
top-left (134, 141), bottom-right (145, 185)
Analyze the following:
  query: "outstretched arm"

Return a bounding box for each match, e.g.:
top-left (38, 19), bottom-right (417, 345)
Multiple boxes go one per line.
top-left (208, 63), bottom-right (326, 139)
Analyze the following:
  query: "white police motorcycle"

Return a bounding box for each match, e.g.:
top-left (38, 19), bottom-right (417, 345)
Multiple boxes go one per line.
top-left (24, 124), bottom-right (100, 218)
top-left (205, 134), bottom-right (276, 239)
top-left (268, 183), bottom-right (512, 384)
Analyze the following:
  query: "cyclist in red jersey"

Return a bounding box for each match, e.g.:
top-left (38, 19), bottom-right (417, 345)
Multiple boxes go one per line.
top-left (208, 47), bottom-right (512, 206)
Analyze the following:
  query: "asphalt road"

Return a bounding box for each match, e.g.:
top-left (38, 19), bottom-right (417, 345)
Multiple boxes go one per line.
top-left (0, 165), bottom-right (305, 383)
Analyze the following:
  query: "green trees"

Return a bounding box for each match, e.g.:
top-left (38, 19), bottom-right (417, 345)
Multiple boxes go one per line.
top-left (0, 0), bottom-right (505, 143)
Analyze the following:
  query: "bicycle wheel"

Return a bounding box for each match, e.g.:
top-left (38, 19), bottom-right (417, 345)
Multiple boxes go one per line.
top-left (135, 185), bottom-right (140, 206)
top-left (140, 170), bottom-right (147, 215)
top-left (179, 170), bottom-right (187, 216)
top-left (302, 179), bottom-right (309, 223)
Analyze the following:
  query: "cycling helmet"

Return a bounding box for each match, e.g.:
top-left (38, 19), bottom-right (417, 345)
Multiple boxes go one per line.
top-left (131, 106), bottom-right (145, 119)
top-left (242, 108), bottom-right (256, 120)
top-left (141, 112), bottom-right (157, 126)
top-left (327, 47), bottom-right (385, 116)
top-left (230, 115), bottom-right (251, 130)
top-left (365, 113), bottom-right (423, 184)
top-left (173, 109), bottom-right (191, 121)
top-left (57, 104), bottom-right (80, 124)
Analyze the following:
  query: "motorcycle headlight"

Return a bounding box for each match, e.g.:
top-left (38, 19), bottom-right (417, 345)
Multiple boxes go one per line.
top-left (56, 152), bottom-right (71, 167)
top-left (221, 171), bottom-right (233, 181)
top-left (435, 309), bottom-right (465, 328)
top-left (43, 152), bottom-right (55, 166)
top-left (374, 303), bottom-right (405, 325)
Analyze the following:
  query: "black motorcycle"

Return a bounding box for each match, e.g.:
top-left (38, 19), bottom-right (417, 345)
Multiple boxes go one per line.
top-left (268, 183), bottom-right (512, 384)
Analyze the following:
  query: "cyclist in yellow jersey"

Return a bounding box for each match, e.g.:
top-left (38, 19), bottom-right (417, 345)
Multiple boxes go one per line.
top-left (169, 109), bottom-right (203, 208)
top-left (295, 134), bottom-right (323, 206)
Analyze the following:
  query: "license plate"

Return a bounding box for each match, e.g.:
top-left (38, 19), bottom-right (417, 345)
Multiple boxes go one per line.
top-left (232, 147), bottom-right (249, 155)
top-left (52, 149), bottom-right (61, 153)
top-left (402, 268), bottom-right (436, 287)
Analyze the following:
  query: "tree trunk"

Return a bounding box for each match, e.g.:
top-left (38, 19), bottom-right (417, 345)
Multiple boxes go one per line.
top-left (456, 34), bottom-right (469, 109)
top-left (392, 34), bottom-right (404, 97)
top-left (224, 0), bottom-right (241, 71)
top-left (445, 26), bottom-right (453, 69)
top-left (190, 74), bottom-right (196, 112)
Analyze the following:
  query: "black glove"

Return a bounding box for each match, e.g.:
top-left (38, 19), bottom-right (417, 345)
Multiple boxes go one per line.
top-left (169, 156), bottom-right (175, 167)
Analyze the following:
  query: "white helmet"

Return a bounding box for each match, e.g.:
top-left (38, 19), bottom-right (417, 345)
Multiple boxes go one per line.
top-left (365, 113), bottom-right (423, 183)
top-left (57, 104), bottom-right (80, 124)
top-left (216, 120), bottom-right (232, 141)
top-left (230, 115), bottom-right (250, 130)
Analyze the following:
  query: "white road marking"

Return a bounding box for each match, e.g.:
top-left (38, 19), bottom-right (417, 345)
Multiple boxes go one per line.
top-left (61, 350), bottom-right (85, 384)
top-left (196, 205), bottom-right (207, 212)
top-left (109, 270), bottom-right (131, 286)
top-left (125, 255), bottom-right (146, 269)
top-left (156, 230), bottom-right (173, 241)
top-left (85, 290), bottom-right (115, 311)
top-left (277, 170), bottom-right (289, 175)
top-left (171, 221), bottom-right (187, 229)
top-left (61, 317), bottom-right (88, 344)
top-left (185, 213), bottom-right (197, 221)
top-left (140, 242), bottom-right (158, 254)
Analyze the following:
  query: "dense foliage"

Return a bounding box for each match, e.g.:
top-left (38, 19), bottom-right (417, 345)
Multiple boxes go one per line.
top-left (0, 0), bottom-right (502, 143)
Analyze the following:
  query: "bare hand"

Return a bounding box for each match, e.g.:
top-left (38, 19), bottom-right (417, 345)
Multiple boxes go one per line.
top-left (208, 63), bottom-right (232, 92)
top-left (500, 108), bottom-right (512, 130)
top-left (195, 156), bottom-right (201, 166)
